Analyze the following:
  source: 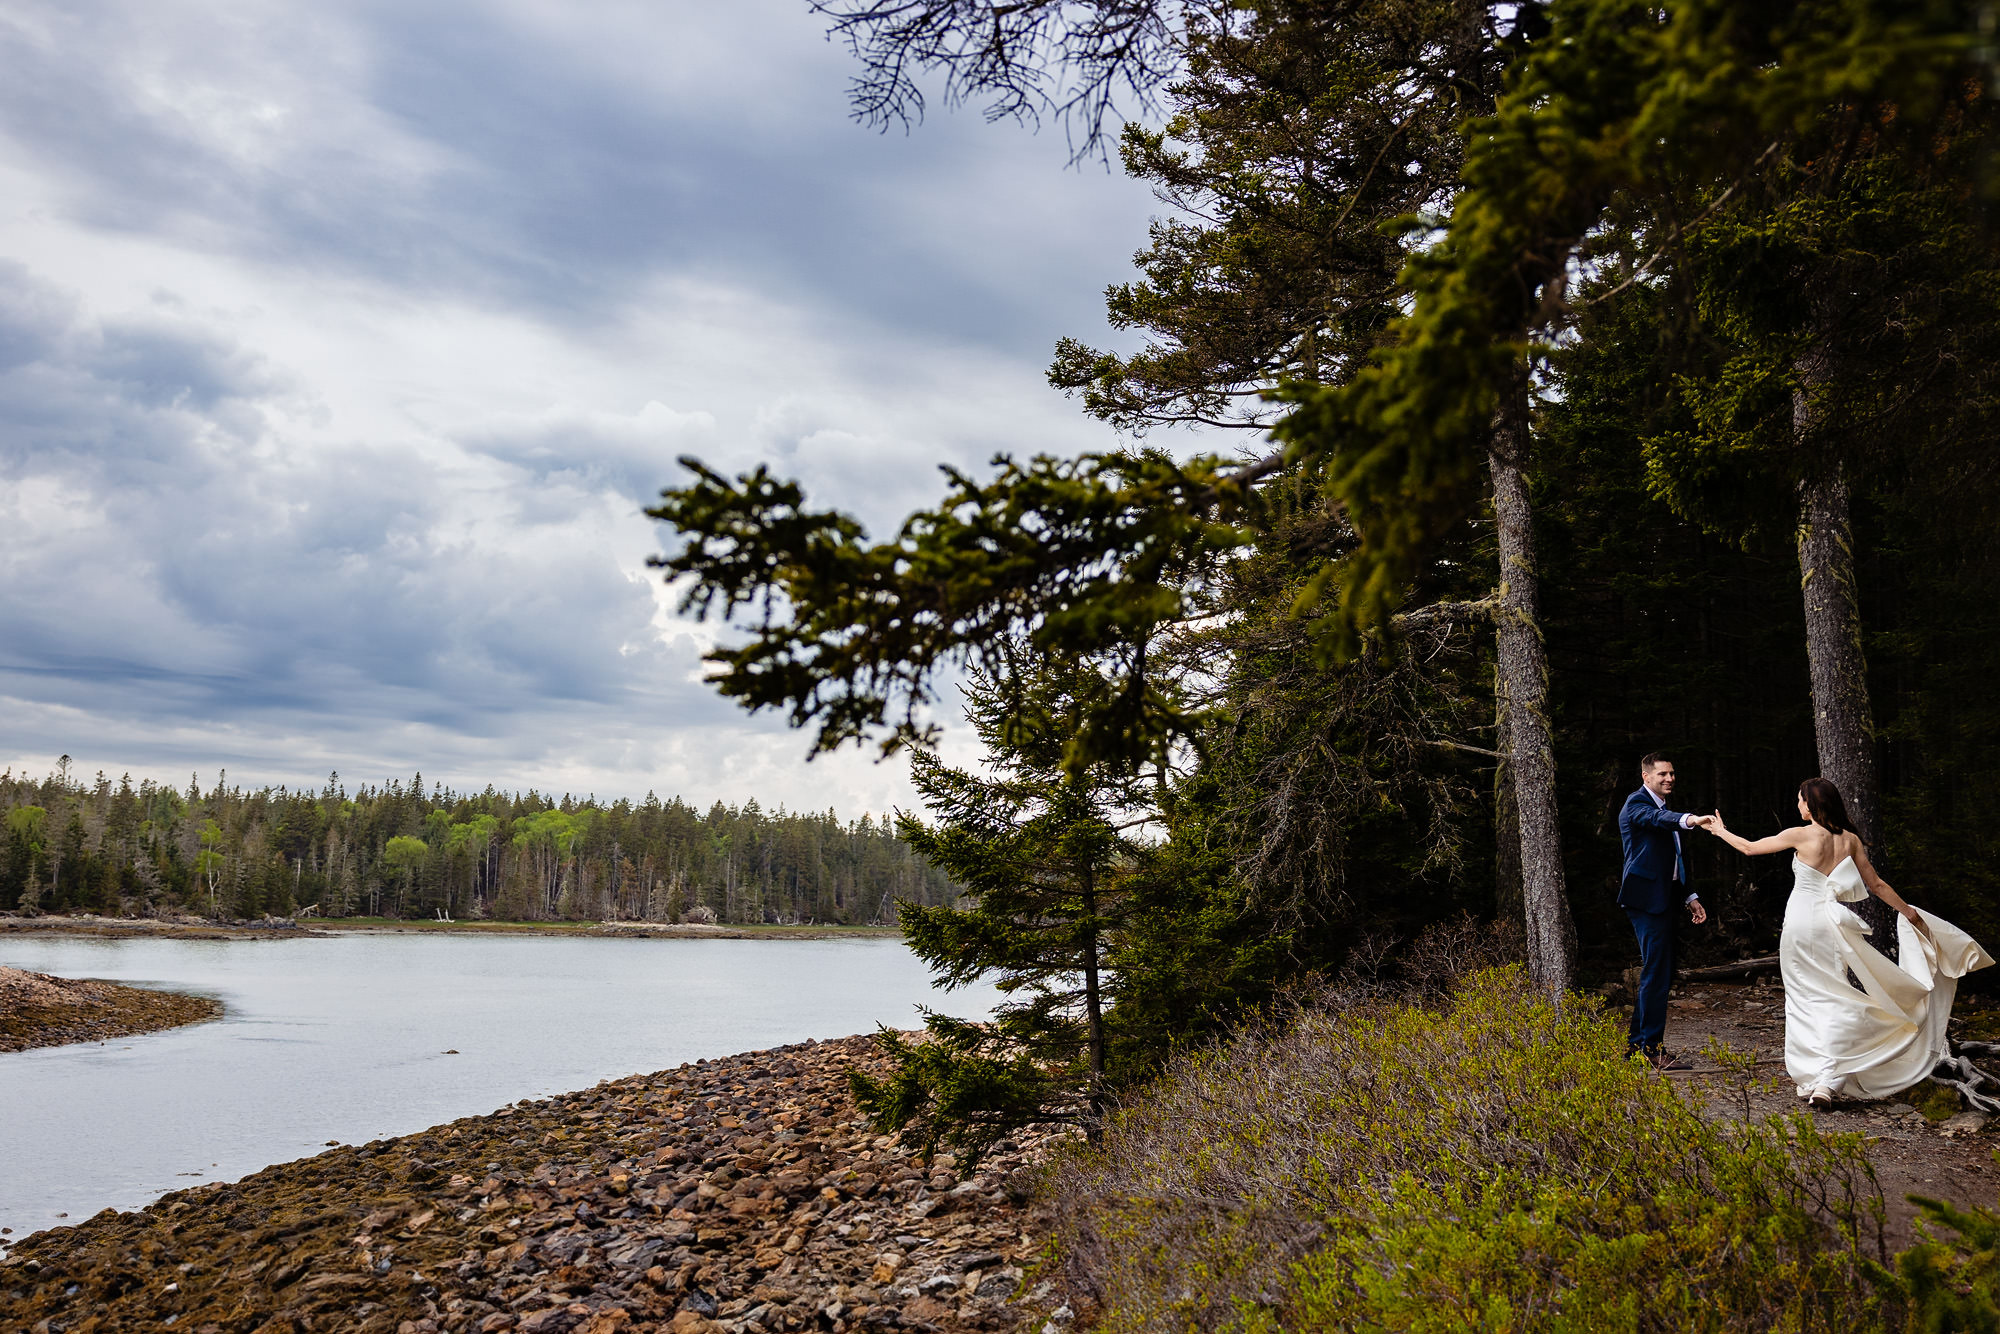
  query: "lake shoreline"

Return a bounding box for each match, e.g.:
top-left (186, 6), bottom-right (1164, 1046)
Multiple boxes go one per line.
top-left (0, 966), bottom-right (221, 1054)
top-left (0, 914), bottom-right (900, 943)
top-left (0, 1033), bottom-right (1048, 1333)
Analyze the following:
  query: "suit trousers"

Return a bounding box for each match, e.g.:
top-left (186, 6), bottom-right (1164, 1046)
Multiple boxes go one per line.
top-left (1627, 907), bottom-right (1675, 1053)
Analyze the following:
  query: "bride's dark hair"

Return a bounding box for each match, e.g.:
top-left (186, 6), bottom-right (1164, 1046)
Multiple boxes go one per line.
top-left (1799, 777), bottom-right (1859, 838)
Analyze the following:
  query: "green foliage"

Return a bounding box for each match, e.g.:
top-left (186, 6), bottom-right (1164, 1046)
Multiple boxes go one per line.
top-left (1048, 967), bottom-right (1900, 1332)
top-left (0, 767), bottom-right (948, 925)
top-left (5, 805), bottom-right (46, 846)
top-left (1899, 1081), bottom-right (1964, 1124)
top-left (1642, 109), bottom-right (2000, 544)
top-left (853, 665), bottom-right (1142, 1159)
top-left (1276, 0), bottom-right (1979, 646)
top-left (1049, 0), bottom-right (1500, 436)
top-left (658, 0), bottom-right (1985, 781)
top-left (1893, 1197), bottom-right (2000, 1333)
top-left (849, 1014), bottom-right (1059, 1167)
top-left (649, 447), bottom-right (1257, 771)
top-left (381, 834), bottom-right (428, 870)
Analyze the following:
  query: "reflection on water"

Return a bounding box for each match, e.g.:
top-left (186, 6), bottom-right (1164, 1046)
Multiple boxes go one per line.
top-left (0, 933), bottom-right (992, 1242)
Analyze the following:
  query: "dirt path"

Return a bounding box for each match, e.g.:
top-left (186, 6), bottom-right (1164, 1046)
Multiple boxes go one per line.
top-left (1657, 976), bottom-right (2000, 1248)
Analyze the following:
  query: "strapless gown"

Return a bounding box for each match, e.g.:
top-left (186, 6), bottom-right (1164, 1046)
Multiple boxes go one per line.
top-left (1781, 855), bottom-right (1994, 1099)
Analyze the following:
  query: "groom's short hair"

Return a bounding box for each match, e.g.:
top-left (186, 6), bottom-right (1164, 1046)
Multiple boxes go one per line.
top-left (1640, 752), bottom-right (1672, 774)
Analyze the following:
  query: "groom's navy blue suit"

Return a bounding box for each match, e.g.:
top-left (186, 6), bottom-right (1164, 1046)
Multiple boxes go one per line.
top-left (1619, 787), bottom-right (1694, 1054)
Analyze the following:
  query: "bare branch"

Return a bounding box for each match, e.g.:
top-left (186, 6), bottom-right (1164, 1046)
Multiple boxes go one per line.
top-left (808, 1), bottom-right (1183, 158)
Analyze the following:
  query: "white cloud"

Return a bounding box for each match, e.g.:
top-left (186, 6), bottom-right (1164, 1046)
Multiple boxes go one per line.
top-left (0, 0), bottom-right (1160, 818)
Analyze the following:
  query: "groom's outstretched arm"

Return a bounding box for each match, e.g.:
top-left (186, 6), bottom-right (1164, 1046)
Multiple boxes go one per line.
top-left (1622, 801), bottom-right (1691, 831)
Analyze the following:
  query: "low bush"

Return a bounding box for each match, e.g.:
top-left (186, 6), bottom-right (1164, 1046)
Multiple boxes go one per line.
top-left (1044, 966), bottom-right (1945, 1332)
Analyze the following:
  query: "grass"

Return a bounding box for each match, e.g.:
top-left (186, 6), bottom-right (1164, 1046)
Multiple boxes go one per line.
top-left (1042, 965), bottom-right (2000, 1333)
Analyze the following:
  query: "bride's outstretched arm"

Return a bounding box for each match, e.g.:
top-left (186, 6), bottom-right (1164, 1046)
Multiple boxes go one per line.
top-left (1853, 844), bottom-right (1921, 921)
top-left (1698, 812), bottom-right (1802, 857)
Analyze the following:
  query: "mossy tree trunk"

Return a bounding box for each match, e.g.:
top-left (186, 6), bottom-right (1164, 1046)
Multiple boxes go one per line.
top-left (1494, 678), bottom-right (1524, 924)
top-left (1796, 464), bottom-right (1878, 842)
top-left (1795, 352), bottom-right (1893, 955)
top-left (1492, 374), bottom-right (1574, 994)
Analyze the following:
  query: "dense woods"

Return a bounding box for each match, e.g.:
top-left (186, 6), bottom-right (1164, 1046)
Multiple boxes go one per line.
top-left (653, 0), bottom-right (2000, 1159)
top-left (0, 764), bottom-right (951, 924)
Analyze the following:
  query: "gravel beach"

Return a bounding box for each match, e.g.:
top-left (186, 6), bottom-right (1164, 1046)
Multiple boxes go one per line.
top-left (0, 966), bottom-right (221, 1054)
top-left (0, 1034), bottom-right (1056, 1334)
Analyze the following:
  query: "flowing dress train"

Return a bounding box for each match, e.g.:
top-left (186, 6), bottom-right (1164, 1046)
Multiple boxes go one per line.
top-left (1781, 855), bottom-right (1994, 1099)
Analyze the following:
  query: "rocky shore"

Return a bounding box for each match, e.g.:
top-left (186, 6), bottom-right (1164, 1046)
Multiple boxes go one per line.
top-left (0, 916), bottom-right (897, 942)
top-left (0, 967), bottom-right (222, 1054)
top-left (0, 1035), bottom-right (1060, 1334)
top-left (1, 915), bottom-right (322, 941)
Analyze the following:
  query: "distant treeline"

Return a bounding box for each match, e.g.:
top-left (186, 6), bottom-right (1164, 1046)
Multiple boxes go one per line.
top-left (0, 762), bottom-right (954, 924)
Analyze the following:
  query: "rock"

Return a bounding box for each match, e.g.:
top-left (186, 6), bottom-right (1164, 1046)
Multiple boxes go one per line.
top-left (0, 1033), bottom-right (1067, 1334)
top-left (0, 967), bottom-right (223, 1054)
top-left (1941, 1111), bottom-right (1993, 1137)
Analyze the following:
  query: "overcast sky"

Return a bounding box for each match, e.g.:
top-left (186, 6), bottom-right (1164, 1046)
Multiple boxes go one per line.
top-left (0, 1), bottom-right (1166, 816)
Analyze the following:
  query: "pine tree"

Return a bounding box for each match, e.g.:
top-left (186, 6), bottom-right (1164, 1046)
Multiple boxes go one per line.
top-left (851, 665), bottom-right (1145, 1161)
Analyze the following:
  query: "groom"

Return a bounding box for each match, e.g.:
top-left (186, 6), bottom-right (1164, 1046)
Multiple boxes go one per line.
top-left (1619, 753), bottom-right (1708, 1068)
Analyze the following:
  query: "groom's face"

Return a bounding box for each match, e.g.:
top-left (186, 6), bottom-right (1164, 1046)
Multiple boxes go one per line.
top-left (1644, 762), bottom-right (1676, 798)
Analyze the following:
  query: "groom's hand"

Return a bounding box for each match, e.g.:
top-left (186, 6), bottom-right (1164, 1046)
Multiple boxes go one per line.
top-left (1688, 899), bottom-right (1708, 925)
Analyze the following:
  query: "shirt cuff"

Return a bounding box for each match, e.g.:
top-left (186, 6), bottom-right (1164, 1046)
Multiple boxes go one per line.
top-left (1685, 893), bottom-right (1699, 906)
top-left (1678, 813), bottom-right (1697, 829)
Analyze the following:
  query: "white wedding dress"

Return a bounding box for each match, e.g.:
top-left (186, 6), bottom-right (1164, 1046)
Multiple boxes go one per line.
top-left (1782, 855), bottom-right (1994, 1099)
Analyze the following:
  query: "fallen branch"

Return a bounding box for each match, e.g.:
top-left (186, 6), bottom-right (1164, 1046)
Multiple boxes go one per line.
top-left (1929, 1052), bottom-right (2000, 1115)
top-left (1679, 955), bottom-right (1781, 981)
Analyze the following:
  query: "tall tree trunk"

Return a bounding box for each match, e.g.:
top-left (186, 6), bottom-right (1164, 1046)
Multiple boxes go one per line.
top-left (1491, 375), bottom-right (1574, 994)
top-left (1493, 675), bottom-right (1524, 924)
top-left (1796, 465), bottom-right (1878, 841)
top-left (1079, 860), bottom-right (1106, 1128)
top-left (1795, 330), bottom-right (1891, 956)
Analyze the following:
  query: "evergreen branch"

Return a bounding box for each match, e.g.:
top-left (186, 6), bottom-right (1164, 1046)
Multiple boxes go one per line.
top-left (1576, 140), bottom-right (1786, 312)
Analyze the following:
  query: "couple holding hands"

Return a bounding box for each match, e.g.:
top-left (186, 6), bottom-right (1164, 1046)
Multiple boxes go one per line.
top-left (1619, 753), bottom-right (1992, 1106)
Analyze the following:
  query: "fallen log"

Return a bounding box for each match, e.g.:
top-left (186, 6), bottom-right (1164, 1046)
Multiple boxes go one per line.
top-left (1679, 955), bottom-right (1781, 981)
top-left (1931, 1052), bottom-right (2000, 1115)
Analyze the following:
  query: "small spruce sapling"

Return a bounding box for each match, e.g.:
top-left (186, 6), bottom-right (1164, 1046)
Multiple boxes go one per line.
top-left (852, 663), bottom-right (1148, 1165)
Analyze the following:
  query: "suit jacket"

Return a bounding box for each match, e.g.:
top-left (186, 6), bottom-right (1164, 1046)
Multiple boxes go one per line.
top-left (1619, 788), bottom-right (1688, 915)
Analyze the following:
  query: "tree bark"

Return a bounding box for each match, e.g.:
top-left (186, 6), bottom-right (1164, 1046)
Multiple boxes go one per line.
top-left (1493, 673), bottom-right (1524, 925)
top-left (1796, 464), bottom-right (1879, 841)
top-left (1795, 358), bottom-right (1891, 957)
top-left (1491, 376), bottom-right (1575, 995)
top-left (1079, 860), bottom-right (1106, 1130)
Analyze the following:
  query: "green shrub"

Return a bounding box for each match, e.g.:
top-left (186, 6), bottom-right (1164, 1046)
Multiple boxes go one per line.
top-left (1045, 967), bottom-right (1905, 1332)
top-left (1894, 1197), bottom-right (2000, 1334)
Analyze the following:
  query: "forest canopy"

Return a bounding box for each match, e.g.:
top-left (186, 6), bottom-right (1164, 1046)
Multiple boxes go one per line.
top-left (0, 764), bottom-right (951, 925)
top-left (651, 0), bottom-right (2000, 1152)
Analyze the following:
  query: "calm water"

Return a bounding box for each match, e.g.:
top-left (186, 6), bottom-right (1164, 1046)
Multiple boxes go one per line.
top-left (0, 933), bottom-right (998, 1245)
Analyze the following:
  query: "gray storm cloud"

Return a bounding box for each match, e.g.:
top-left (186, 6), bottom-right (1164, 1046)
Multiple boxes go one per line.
top-left (0, 0), bottom-right (1157, 814)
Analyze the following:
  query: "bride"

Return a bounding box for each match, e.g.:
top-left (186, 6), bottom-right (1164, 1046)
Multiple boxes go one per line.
top-left (1699, 778), bottom-right (1992, 1108)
